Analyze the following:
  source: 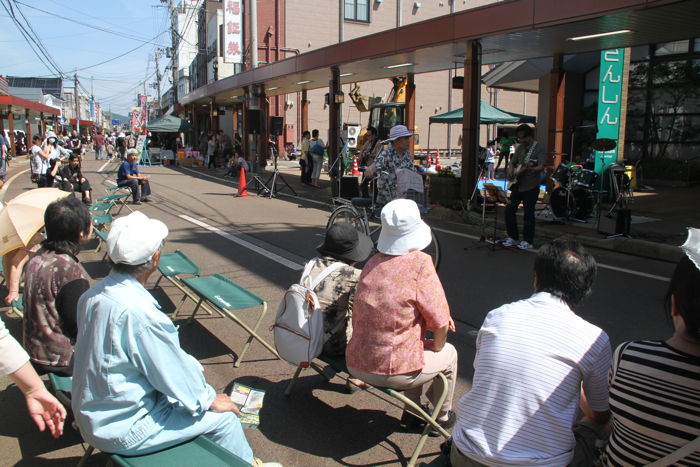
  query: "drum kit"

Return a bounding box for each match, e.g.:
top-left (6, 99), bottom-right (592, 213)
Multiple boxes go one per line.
top-left (550, 163), bottom-right (597, 221)
top-left (548, 138), bottom-right (628, 223)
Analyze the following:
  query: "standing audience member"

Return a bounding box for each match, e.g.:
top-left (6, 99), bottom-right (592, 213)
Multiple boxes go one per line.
top-left (207, 133), bottom-right (218, 169)
top-left (61, 154), bottom-right (92, 205)
top-left (502, 124), bottom-right (546, 250)
top-left (359, 126), bottom-right (382, 198)
top-left (118, 149), bottom-right (152, 204)
top-left (23, 197), bottom-right (92, 377)
top-left (451, 238), bottom-right (611, 467)
top-left (308, 222), bottom-right (373, 393)
top-left (218, 130), bottom-right (233, 161)
top-left (93, 131), bottom-right (106, 160)
top-left (72, 212), bottom-right (280, 467)
top-left (30, 135), bottom-right (51, 187)
top-left (484, 141), bottom-right (496, 180)
top-left (299, 131), bottom-right (312, 185)
top-left (366, 125), bottom-right (417, 206)
top-left (346, 199), bottom-right (458, 434)
top-left (309, 129), bottom-right (325, 188)
top-left (0, 132), bottom-right (7, 189)
top-left (1, 316), bottom-right (66, 438)
top-left (603, 228), bottom-right (700, 466)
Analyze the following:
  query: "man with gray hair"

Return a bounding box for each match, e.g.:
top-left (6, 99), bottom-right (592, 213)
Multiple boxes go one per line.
top-left (117, 149), bottom-right (152, 204)
top-left (71, 212), bottom-right (273, 464)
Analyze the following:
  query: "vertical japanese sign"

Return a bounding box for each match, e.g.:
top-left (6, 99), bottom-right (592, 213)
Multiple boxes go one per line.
top-left (224, 0), bottom-right (243, 64)
top-left (594, 48), bottom-right (625, 176)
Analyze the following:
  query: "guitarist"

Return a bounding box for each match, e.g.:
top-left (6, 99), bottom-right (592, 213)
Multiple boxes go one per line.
top-left (502, 124), bottom-right (546, 250)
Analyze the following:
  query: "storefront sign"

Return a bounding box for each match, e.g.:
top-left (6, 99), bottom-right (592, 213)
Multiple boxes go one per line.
top-left (224, 1), bottom-right (243, 64)
top-left (594, 48), bottom-right (625, 176)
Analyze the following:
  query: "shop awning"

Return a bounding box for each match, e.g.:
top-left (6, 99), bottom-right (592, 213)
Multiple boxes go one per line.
top-left (0, 95), bottom-right (60, 115)
top-left (68, 118), bottom-right (94, 126)
top-left (147, 115), bottom-right (192, 132)
top-left (429, 102), bottom-right (536, 124)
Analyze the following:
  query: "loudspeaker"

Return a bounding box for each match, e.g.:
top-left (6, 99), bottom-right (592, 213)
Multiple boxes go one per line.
top-left (270, 116), bottom-right (284, 136)
top-left (331, 177), bottom-right (360, 200)
top-left (247, 109), bottom-right (263, 134)
top-left (598, 208), bottom-right (631, 236)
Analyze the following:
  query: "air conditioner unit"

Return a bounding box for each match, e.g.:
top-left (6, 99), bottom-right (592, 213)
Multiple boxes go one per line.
top-left (344, 124), bottom-right (361, 148)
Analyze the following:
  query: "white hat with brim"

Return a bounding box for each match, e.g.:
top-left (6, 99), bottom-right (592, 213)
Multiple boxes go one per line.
top-left (384, 124), bottom-right (414, 143)
top-left (107, 211), bottom-right (169, 265)
top-left (681, 227), bottom-right (700, 271)
top-left (126, 148), bottom-right (139, 156)
top-left (377, 199), bottom-right (432, 256)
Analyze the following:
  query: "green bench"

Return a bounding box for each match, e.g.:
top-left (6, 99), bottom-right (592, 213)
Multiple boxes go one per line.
top-left (109, 435), bottom-right (252, 467)
top-left (284, 354), bottom-right (450, 467)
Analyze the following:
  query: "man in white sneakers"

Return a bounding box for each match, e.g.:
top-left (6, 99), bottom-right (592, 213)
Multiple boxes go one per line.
top-left (451, 238), bottom-right (611, 466)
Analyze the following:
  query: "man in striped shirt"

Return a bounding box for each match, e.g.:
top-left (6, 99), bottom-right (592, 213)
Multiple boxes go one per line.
top-left (452, 238), bottom-right (612, 466)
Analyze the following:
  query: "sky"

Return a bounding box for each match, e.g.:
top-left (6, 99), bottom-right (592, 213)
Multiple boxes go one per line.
top-left (0, 0), bottom-right (171, 115)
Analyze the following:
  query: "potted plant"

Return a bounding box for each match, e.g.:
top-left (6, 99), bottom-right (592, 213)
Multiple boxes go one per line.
top-left (429, 167), bottom-right (461, 207)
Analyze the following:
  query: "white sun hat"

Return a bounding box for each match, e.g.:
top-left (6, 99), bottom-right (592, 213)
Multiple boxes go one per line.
top-left (680, 227), bottom-right (700, 270)
top-left (107, 211), bottom-right (168, 265)
top-left (384, 124), bottom-right (414, 142)
top-left (377, 199), bottom-right (432, 256)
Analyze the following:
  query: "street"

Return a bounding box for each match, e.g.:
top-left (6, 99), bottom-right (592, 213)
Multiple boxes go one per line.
top-left (0, 158), bottom-right (677, 466)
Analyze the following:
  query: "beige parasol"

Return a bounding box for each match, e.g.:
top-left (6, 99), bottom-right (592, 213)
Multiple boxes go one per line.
top-left (0, 188), bottom-right (71, 257)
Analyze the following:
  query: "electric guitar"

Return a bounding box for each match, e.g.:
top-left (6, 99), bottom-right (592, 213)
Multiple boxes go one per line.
top-left (507, 142), bottom-right (539, 190)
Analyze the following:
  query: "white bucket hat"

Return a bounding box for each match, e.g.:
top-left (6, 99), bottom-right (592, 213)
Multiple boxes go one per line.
top-left (107, 211), bottom-right (169, 265)
top-left (384, 124), bottom-right (414, 142)
top-left (681, 227), bottom-right (700, 271)
top-left (377, 199), bottom-right (432, 255)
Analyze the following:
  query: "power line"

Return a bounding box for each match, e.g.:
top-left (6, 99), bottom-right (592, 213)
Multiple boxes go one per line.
top-left (15, 0), bottom-right (167, 46)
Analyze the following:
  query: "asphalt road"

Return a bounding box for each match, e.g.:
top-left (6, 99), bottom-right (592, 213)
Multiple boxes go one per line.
top-left (0, 156), bottom-right (677, 466)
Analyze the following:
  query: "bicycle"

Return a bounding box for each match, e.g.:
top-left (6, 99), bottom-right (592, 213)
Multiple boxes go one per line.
top-left (326, 170), bottom-right (441, 270)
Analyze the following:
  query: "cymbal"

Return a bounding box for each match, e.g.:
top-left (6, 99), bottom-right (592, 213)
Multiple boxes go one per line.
top-left (591, 138), bottom-right (616, 152)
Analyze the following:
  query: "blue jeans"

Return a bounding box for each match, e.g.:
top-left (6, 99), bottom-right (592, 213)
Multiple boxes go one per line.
top-left (505, 186), bottom-right (539, 244)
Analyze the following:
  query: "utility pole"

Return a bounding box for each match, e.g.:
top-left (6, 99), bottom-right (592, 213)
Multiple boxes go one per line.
top-left (169, 0), bottom-right (178, 106)
top-left (154, 50), bottom-right (163, 116)
top-left (74, 72), bottom-right (80, 133)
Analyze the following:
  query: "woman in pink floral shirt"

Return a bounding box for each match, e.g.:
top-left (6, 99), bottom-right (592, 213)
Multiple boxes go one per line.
top-left (346, 199), bottom-right (458, 433)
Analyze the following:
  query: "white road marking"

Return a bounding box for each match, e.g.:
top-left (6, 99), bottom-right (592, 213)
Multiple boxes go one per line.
top-left (179, 214), bottom-right (304, 271)
top-left (431, 226), bottom-right (669, 282)
top-left (0, 168), bottom-right (29, 203)
top-left (97, 160), bottom-right (112, 173)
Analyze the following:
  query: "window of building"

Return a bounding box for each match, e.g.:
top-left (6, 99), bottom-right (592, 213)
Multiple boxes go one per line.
top-left (344, 0), bottom-right (370, 22)
top-left (654, 40), bottom-right (689, 56)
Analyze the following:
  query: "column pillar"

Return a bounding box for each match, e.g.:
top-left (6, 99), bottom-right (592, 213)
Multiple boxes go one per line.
top-left (210, 97), bottom-right (219, 132)
top-left (328, 66), bottom-right (341, 178)
top-left (547, 53), bottom-right (566, 191)
top-left (7, 108), bottom-right (16, 158)
top-left (461, 41), bottom-right (481, 201)
top-left (301, 89), bottom-right (309, 133)
top-left (406, 73), bottom-right (416, 160)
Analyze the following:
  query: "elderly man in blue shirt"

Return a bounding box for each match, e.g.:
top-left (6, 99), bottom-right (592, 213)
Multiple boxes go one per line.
top-left (72, 212), bottom-right (277, 465)
top-left (117, 148), bottom-right (152, 204)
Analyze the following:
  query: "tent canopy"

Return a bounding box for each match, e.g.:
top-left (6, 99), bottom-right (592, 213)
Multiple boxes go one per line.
top-left (147, 115), bottom-right (192, 132)
top-left (429, 101), bottom-right (536, 124)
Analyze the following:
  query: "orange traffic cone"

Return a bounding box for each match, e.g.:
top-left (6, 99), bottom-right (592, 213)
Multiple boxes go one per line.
top-left (351, 153), bottom-right (360, 177)
top-left (436, 150), bottom-right (442, 170)
top-left (237, 166), bottom-right (249, 197)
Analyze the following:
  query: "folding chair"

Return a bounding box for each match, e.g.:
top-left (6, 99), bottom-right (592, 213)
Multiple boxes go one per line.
top-left (89, 201), bottom-right (115, 214)
top-left (153, 250), bottom-right (211, 318)
top-left (93, 230), bottom-right (110, 260)
top-left (108, 435), bottom-right (252, 467)
top-left (180, 274), bottom-right (280, 366)
top-left (284, 354), bottom-right (450, 467)
top-left (105, 184), bottom-right (130, 194)
top-left (97, 192), bottom-right (132, 215)
top-left (47, 374), bottom-right (95, 467)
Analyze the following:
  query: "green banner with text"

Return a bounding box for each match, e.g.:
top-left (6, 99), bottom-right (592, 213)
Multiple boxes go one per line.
top-left (594, 48), bottom-right (625, 179)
